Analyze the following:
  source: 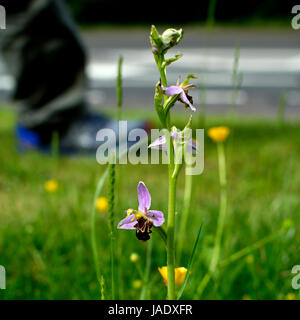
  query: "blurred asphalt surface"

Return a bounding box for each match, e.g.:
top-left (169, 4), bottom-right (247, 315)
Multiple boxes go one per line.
top-left (1, 27), bottom-right (300, 116)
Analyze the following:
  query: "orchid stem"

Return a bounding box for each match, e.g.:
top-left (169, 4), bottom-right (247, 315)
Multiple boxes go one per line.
top-left (167, 135), bottom-right (177, 300)
top-left (157, 54), bottom-right (168, 101)
top-left (152, 35), bottom-right (181, 300)
top-left (158, 54), bottom-right (177, 300)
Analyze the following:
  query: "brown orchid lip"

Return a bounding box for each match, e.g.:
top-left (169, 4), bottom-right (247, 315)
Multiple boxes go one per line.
top-left (134, 217), bottom-right (153, 241)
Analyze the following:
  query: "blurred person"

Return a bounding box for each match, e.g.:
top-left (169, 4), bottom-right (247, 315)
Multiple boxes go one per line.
top-left (0, 0), bottom-right (150, 153)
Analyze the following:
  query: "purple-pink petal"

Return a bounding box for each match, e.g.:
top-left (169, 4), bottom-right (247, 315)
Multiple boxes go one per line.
top-left (162, 85), bottom-right (183, 96)
top-left (187, 139), bottom-right (199, 154)
top-left (117, 213), bottom-right (137, 229)
top-left (148, 136), bottom-right (167, 150)
top-left (146, 210), bottom-right (165, 227)
top-left (138, 182), bottom-right (151, 212)
top-left (180, 92), bottom-right (196, 111)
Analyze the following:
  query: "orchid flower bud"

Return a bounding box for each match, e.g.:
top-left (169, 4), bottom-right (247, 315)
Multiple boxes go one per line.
top-left (161, 28), bottom-right (184, 52)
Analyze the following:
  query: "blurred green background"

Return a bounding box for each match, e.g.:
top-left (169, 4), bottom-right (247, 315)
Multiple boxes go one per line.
top-left (0, 0), bottom-right (299, 300)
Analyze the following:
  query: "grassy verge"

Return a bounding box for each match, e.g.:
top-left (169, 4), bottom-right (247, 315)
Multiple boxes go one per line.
top-left (0, 107), bottom-right (299, 299)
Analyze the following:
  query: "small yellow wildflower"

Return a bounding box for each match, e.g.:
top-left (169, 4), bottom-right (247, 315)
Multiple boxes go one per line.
top-left (245, 254), bottom-right (254, 264)
top-left (208, 126), bottom-right (230, 143)
top-left (242, 294), bottom-right (251, 300)
top-left (96, 197), bottom-right (108, 212)
top-left (44, 179), bottom-right (59, 193)
top-left (285, 293), bottom-right (296, 300)
top-left (158, 266), bottom-right (187, 286)
top-left (132, 280), bottom-right (142, 289)
top-left (282, 218), bottom-right (294, 230)
top-left (130, 253), bottom-right (140, 263)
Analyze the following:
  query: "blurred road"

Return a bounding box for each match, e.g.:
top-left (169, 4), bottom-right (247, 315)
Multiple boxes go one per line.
top-left (1, 27), bottom-right (300, 116)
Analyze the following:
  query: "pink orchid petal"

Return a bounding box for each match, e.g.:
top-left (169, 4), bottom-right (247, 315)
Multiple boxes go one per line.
top-left (137, 181), bottom-right (151, 212)
top-left (180, 92), bottom-right (196, 111)
top-left (147, 210), bottom-right (165, 227)
top-left (187, 139), bottom-right (199, 154)
top-left (162, 85), bottom-right (183, 96)
top-left (117, 214), bottom-right (137, 229)
top-left (148, 136), bottom-right (167, 150)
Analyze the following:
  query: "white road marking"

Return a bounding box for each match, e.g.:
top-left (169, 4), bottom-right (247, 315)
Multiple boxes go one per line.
top-left (0, 47), bottom-right (299, 109)
top-left (194, 89), bottom-right (248, 105)
top-left (89, 47), bottom-right (300, 72)
top-left (86, 47), bottom-right (300, 89)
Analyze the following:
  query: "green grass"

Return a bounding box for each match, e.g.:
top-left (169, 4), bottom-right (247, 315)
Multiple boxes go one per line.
top-left (0, 108), bottom-right (299, 300)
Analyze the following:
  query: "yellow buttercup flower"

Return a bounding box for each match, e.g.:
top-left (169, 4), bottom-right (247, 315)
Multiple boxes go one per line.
top-left (132, 280), bottom-right (142, 289)
top-left (285, 293), bottom-right (296, 300)
top-left (96, 197), bottom-right (108, 212)
top-left (158, 266), bottom-right (187, 286)
top-left (282, 218), bottom-right (294, 230)
top-left (44, 179), bottom-right (59, 193)
top-left (245, 254), bottom-right (254, 264)
top-left (130, 253), bottom-right (140, 263)
top-left (208, 126), bottom-right (230, 143)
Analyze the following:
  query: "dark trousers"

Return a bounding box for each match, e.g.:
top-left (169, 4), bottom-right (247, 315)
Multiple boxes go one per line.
top-left (0, 0), bottom-right (87, 137)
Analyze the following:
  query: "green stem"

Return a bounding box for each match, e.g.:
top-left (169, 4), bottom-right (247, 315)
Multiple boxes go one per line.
top-left (154, 46), bottom-right (180, 300)
top-left (156, 54), bottom-right (169, 105)
top-left (110, 236), bottom-right (116, 299)
top-left (108, 162), bottom-right (116, 299)
top-left (91, 168), bottom-right (109, 293)
top-left (206, 0), bottom-right (217, 34)
top-left (196, 272), bottom-right (212, 298)
top-left (115, 56), bottom-right (123, 299)
top-left (210, 142), bottom-right (227, 273)
top-left (167, 136), bottom-right (177, 300)
top-left (158, 55), bottom-right (167, 86)
top-left (117, 55), bottom-right (123, 110)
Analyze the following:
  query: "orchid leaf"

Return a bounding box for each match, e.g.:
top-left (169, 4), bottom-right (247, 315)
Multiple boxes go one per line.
top-left (162, 54), bottom-right (183, 68)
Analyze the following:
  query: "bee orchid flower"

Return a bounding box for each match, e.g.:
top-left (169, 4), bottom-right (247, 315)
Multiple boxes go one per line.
top-left (148, 128), bottom-right (199, 154)
top-left (162, 78), bottom-right (196, 111)
top-left (117, 182), bottom-right (165, 241)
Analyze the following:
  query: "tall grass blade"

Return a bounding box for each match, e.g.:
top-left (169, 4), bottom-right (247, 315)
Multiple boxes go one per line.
top-left (108, 161), bottom-right (116, 299)
top-left (177, 225), bottom-right (203, 300)
top-left (91, 167), bottom-right (109, 291)
top-left (117, 55), bottom-right (123, 119)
